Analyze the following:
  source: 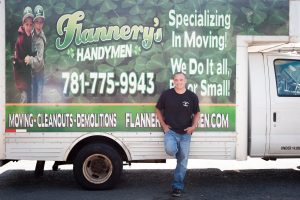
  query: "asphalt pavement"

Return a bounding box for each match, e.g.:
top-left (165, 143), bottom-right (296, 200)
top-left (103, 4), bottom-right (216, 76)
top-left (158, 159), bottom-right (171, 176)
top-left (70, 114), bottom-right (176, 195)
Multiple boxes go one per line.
top-left (1, 159), bottom-right (300, 200)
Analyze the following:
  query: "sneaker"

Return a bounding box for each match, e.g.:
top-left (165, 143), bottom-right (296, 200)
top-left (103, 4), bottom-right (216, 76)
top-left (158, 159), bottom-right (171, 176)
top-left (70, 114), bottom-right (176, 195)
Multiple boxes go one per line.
top-left (171, 189), bottom-right (182, 197)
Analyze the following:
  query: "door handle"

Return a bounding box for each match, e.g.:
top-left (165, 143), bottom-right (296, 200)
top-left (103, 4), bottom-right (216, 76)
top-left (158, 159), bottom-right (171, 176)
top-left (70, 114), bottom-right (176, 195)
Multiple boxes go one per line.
top-left (273, 112), bottom-right (276, 122)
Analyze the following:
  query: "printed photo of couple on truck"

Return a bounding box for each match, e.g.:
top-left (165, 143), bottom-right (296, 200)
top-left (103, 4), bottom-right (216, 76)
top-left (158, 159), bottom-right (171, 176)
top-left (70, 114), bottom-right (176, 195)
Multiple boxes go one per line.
top-left (13, 5), bottom-right (46, 103)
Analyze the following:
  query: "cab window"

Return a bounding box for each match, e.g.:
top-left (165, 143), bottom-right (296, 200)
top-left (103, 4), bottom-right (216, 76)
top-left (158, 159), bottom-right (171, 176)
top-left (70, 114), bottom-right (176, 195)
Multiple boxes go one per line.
top-left (274, 59), bottom-right (300, 96)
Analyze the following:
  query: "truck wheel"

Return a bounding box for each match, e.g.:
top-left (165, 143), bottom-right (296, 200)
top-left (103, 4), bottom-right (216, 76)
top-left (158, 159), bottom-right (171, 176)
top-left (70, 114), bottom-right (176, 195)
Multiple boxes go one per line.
top-left (73, 143), bottom-right (123, 190)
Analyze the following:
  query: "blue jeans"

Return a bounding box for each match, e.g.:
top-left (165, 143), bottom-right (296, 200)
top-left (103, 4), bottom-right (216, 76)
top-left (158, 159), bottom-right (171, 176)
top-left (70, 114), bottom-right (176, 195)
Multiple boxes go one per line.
top-left (164, 129), bottom-right (191, 190)
top-left (32, 72), bottom-right (44, 103)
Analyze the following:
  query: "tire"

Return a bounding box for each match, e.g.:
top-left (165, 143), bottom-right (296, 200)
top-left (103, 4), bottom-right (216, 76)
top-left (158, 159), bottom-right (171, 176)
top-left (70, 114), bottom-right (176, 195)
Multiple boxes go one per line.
top-left (73, 143), bottom-right (123, 190)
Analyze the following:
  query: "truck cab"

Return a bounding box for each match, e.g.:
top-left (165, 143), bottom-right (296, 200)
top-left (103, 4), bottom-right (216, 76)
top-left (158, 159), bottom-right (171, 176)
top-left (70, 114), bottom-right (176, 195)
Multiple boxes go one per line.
top-left (249, 48), bottom-right (300, 158)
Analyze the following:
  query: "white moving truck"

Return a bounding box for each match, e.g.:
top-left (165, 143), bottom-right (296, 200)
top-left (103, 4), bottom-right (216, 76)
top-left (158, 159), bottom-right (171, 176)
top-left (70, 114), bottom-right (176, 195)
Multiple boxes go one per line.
top-left (1, 0), bottom-right (300, 190)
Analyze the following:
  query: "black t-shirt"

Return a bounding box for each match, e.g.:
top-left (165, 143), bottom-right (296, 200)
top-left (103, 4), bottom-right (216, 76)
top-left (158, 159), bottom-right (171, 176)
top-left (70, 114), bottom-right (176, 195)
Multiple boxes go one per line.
top-left (156, 88), bottom-right (200, 134)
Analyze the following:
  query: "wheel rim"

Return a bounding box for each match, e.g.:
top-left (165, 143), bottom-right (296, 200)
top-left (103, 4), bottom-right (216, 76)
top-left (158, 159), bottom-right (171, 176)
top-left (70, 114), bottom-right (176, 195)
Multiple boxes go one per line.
top-left (82, 154), bottom-right (113, 184)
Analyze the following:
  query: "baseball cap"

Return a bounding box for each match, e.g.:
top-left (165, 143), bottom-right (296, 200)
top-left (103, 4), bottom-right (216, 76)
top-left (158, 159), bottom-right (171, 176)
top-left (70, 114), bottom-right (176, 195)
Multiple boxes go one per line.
top-left (34, 5), bottom-right (45, 22)
top-left (23, 6), bottom-right (34, 23)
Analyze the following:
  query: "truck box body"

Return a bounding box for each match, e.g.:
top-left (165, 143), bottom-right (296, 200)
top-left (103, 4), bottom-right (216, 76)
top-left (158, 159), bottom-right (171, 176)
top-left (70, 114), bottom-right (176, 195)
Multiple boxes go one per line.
top-left (1, 0), bottom-right (300, 189)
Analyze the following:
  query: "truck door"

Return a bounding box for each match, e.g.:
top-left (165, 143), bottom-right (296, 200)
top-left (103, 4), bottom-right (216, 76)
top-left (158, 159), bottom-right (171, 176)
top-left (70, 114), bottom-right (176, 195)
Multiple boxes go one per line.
top-left (267, 55), bottom-right (300, 155)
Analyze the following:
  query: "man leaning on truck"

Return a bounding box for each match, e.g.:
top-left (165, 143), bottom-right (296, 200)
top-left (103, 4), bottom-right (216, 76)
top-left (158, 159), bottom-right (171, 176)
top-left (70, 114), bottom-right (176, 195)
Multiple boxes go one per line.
top-left (156, 72), bottom-right (200, 197)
